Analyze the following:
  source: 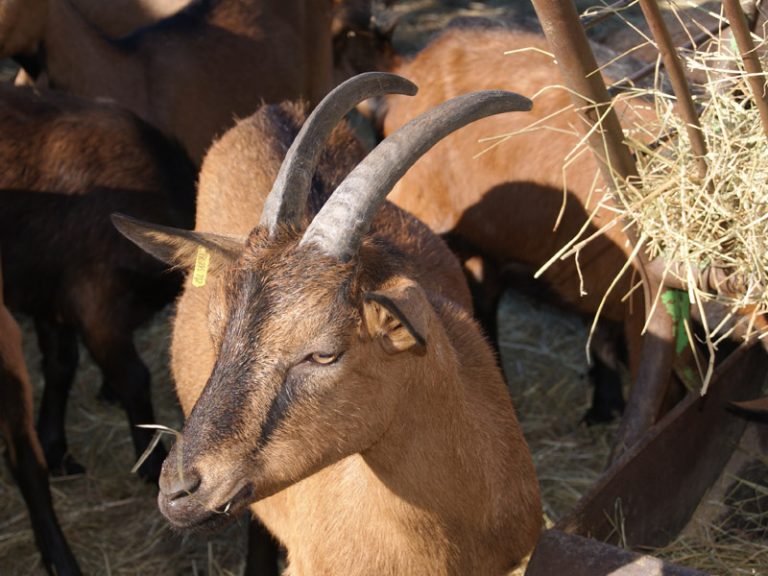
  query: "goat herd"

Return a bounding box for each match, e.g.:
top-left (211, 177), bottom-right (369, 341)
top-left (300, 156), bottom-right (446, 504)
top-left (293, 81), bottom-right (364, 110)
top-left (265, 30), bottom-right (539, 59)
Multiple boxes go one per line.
top-left (0, 0), bottom-right (659, 574)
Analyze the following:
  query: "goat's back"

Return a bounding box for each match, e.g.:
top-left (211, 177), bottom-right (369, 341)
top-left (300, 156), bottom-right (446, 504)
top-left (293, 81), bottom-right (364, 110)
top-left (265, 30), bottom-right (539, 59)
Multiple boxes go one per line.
top-left (384, 28), bottom-right (653, 320)
top-left (0, 85), bottom-right (195, 205)
top-left (0, 85), bottom-right (195, 320)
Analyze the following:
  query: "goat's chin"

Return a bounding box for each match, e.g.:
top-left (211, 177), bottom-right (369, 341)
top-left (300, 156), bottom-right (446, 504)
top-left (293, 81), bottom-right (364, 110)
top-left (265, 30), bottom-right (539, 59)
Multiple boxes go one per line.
top-left (158, 483), bottom-right (255, 532)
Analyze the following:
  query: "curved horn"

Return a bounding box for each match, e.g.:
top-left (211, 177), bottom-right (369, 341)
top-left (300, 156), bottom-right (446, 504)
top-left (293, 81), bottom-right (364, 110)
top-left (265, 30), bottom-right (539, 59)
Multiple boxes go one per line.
top-left (300, 90), bottom-right (533, 260)
top-left (259, 72), bottom-right (417, 235)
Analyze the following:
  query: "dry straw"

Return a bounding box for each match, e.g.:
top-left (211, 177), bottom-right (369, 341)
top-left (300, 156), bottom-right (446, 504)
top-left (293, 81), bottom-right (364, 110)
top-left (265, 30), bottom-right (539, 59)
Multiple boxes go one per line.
top-left (505, 2), bottom-right (768, 571)
top-left (532, 2), bottom-right (768, 393)
top-left (618, 32), bottom-right (768, 333)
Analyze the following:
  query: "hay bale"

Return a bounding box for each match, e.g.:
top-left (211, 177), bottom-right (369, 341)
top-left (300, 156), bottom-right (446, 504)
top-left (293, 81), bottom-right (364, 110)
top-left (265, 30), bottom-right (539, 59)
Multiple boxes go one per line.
top-left (616, 8), bottom-right (768, 320)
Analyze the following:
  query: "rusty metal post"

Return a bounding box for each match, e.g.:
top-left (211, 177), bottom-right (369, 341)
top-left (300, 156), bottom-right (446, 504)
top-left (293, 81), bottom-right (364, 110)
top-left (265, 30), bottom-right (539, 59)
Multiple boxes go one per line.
top-left (610, 23), bottom-right (730, 93)
top-left (609, 297), bottom-right (675, 461)
top-left (638, 0), bottom-right (712, 186)
top-left (525, 530), bottom-right (709, 575)
top-left (531, 0), bottom-right (677, 458)
top-left (722, 0), bottom-right (768, 137)
top-left (531, 1), bottom-right (639, 189)
top-left (560, 343), bottom-right (768, 547)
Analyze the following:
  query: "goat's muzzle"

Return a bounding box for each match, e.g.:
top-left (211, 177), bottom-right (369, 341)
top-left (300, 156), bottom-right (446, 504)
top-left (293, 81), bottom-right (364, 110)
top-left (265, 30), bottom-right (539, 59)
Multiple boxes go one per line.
top-left (157, 443), bottom-right (251, 531)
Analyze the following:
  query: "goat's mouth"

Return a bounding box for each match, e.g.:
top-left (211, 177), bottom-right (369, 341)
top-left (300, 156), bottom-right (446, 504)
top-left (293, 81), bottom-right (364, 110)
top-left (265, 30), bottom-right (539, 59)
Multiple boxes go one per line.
top-left (158, 481), bottom-right (255, 531)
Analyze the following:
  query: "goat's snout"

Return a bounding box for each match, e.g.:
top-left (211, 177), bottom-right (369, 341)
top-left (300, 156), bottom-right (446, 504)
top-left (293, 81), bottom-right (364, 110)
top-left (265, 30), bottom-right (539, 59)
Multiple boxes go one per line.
top-left (158, 442), bottom-right (200, 497)
top-left (157, 453), bottom-right (207, 528)
top-left (159, 463), bottom-right (201, 501)
top-left (157, 453), bottom-right (244, 530)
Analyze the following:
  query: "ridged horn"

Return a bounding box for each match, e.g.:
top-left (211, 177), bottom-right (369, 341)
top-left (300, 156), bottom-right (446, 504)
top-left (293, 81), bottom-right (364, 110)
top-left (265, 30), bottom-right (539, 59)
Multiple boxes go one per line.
top-left (259, 72), bottom-right (417, 235)
top-left (300, 90), bottom-right (532, 260)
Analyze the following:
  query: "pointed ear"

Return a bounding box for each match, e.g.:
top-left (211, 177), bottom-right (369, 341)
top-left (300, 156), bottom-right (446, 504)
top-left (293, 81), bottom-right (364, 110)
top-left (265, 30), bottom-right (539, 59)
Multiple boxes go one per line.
top-left (111, 213), bottom-right (245, 275)
top-left (363, 278), bottom-right (428, 355)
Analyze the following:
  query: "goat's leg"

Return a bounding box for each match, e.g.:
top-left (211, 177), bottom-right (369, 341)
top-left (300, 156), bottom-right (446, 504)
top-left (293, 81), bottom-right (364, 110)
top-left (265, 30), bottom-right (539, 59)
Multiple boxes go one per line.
top-left (34, 318), bottom-right (84, 475)
top-left (582, 322), bottom-right (626, 426)
top-left (2, 312), bottom-right (80, 574)
top-left (79, 328), bottom-right (166, 482)
top-left (244, 517), bottom-right (281, 576)
top-left (96, 376), bottom-right (119, 405)
top-left (464, 254), bottom-right (504, 351)
top-left (583, 357), bottom-right (625, 425)
top-left (5, 427), bottom-right (82, 575)
top-left (441, 233), bottom-right (504, 351)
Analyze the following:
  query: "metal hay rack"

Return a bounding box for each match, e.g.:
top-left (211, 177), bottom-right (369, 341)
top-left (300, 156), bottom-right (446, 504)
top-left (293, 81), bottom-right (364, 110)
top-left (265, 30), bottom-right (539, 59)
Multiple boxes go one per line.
top-left (522, 1), bottom-right (768, 574)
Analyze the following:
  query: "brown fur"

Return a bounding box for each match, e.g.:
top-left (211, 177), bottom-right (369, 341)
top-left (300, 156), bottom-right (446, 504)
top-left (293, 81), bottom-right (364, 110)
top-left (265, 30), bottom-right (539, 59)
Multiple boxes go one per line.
top-left (124, 102), bottom-right (541, 574)
top-left (382, 28), bottom-right (656, 380)
top-left (0, 0), bottom-right (334, 163)
top-left (11, 0), bottom-right (400, 134)
top-left (0, 267), bottom-right (38, 469)
top-left (173, 101), bottom-right (474, 413)
top-left (0, 84), bottom-right (197, 480)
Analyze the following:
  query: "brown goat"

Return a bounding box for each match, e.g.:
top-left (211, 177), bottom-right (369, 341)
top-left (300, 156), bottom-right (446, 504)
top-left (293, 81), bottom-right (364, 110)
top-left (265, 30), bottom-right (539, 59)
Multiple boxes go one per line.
top-left (13, 0), bottom-right (397, 95)
top-left (0, 0), bottom-right (334, 163)
top-left (0, 258), bottom-right (81, 575)
top-left (381, 27), bottom-right (656, 423)
top-left (115, 73), bottom-right (542, 575)
top-left (64, 0), bottom-right (386, 56)
top-left (0, 84), bottom-right (197, 480)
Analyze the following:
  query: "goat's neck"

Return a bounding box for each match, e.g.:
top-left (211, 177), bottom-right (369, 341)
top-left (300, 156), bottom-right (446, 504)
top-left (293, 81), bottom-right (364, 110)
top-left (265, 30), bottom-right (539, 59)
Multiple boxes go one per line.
top-left (364, 317), bottom-right (505, 522)
top-left (258, 301), bottom-right (538, 574)
top-left (45, 0), bottom-right (146, 114)
top-left (354, 299), bottom-right (540, 572)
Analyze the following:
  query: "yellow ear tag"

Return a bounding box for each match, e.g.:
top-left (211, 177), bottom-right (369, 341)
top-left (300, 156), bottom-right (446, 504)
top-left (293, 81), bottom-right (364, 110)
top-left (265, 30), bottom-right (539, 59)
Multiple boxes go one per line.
top-left (191, 246), bottom-right (211, 288)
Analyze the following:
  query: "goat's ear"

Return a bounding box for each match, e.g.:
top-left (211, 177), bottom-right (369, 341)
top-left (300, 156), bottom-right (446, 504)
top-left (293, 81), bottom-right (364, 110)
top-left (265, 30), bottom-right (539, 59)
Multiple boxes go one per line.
top-left (111, 213), bottom-right (244, 274)
top-left (363, 278), bottom-right (428, 355)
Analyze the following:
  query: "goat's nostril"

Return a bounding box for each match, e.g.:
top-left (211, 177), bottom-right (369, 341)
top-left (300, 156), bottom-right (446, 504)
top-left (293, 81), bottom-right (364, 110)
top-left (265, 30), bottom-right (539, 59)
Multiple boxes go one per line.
top-left (163, 470), bottom-right (201, 501)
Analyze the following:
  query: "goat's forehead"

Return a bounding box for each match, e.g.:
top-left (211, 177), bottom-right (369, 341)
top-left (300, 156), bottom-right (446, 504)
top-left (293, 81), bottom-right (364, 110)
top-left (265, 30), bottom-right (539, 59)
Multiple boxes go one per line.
top-left (260, 248), bottom-right (353, 297)
top-left (226, 248), bottom-right (357, 332)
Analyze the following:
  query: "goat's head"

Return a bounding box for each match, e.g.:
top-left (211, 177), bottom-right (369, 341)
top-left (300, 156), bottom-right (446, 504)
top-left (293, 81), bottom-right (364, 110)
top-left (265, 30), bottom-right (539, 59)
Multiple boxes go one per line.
top-left (332, 0), bottom-right (400, 82)
top-left (113, 72), bottom-right (531, 530)
top-left (0, 0), bottom-right (46, 60)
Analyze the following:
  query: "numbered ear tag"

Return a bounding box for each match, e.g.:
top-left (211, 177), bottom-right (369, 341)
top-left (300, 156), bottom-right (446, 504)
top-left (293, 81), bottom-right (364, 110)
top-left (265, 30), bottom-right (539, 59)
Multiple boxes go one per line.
top-left (192, 246), bottom-right (211, 288)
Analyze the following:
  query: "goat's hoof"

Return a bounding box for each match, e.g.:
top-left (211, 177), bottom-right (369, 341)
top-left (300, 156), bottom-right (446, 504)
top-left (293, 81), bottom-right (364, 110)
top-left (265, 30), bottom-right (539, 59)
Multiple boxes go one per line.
top-left (49, 453), bottom-right (86, 477)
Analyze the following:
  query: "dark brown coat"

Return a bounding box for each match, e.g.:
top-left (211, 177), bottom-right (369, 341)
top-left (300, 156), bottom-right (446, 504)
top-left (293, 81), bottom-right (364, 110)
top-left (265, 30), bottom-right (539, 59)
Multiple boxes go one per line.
top-left (1, 0), bottom-right (334, 163)
top-left (0, 260), bottom-right (81, 575)
top-left (0, 84), bottom-right (196, 480)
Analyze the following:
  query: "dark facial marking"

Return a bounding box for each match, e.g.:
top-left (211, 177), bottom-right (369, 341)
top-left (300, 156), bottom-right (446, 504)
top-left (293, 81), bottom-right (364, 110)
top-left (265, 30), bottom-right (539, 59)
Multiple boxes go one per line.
top-left (202, 243), bottom-right (360, 453)
top-left (258, 376), bottom-right (296, 448)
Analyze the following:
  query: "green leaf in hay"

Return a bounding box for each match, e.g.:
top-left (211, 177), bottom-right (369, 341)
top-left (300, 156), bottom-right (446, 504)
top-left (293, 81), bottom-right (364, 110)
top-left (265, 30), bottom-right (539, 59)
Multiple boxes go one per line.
top-left (661, 289), bottom-right (691, 355)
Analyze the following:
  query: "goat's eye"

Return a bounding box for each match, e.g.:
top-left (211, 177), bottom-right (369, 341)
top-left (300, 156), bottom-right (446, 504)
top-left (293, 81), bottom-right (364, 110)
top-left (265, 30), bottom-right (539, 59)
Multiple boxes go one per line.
top-left (307, 352), bottom-right (341, 365)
